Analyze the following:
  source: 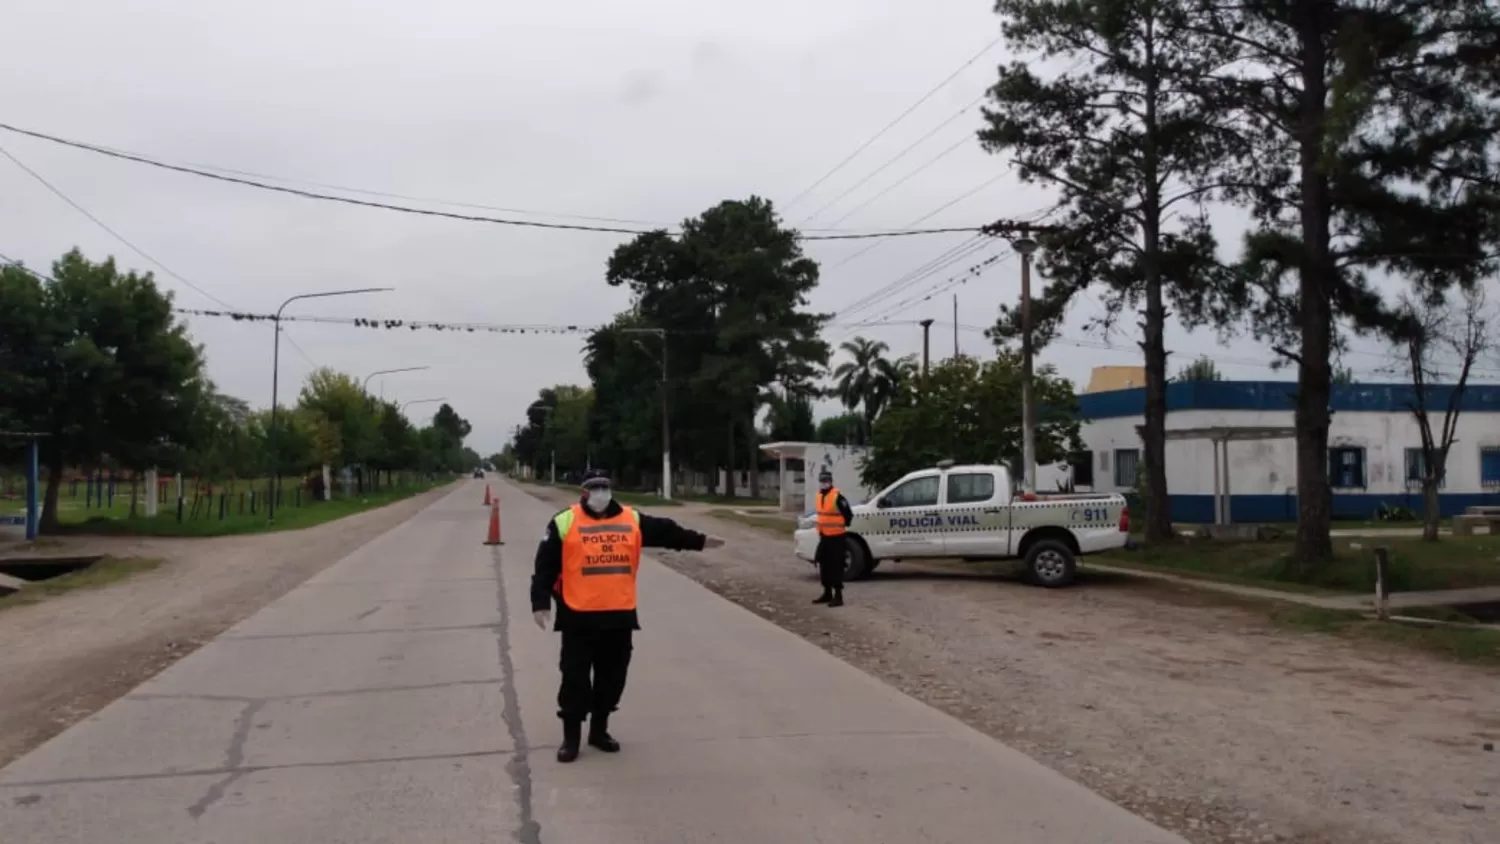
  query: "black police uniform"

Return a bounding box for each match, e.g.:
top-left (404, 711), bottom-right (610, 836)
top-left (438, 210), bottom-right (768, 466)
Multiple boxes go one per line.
top-left (530, 473), bottom-right (707, 762)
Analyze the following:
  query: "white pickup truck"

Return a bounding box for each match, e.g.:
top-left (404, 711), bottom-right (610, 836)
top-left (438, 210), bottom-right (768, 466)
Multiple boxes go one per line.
top-left (795, 461), bottom-right (1129, 588)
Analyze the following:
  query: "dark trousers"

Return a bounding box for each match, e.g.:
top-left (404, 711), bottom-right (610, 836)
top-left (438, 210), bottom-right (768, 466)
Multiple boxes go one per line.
top-left (815, 535), bottom-right (845, 591)
top-left (557, 628), bottom-right (634, 722)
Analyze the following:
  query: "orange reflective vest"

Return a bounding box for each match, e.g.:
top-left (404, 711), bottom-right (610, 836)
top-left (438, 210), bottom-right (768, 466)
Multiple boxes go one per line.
top-left (816, 487), bottom-right (847, 537)
top-left (555, 504), bottom-right (642, 612)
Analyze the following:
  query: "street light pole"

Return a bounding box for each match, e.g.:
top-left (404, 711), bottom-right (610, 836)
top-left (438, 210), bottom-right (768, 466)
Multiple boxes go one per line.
top-left (1012, 237), bottom-right (1040, 495)
top-left (362, 366), bottom-right (430, 395)
top-left (269, 287), bottom-right (391, 523)
top-left (400, 397), bottom-right (447, 415)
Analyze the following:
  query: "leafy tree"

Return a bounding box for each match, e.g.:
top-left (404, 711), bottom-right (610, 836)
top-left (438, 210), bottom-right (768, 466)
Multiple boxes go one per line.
top-left (546, 386), bottom-right (594, 475)
top-left (0, 250), bottom-right (206, 533)
top-left (980, 0), bottom-right (1243, 544)
top-left (1393, 288), bottom-right (1492, 541)
top-left (861, 353), bottom-right (1080, 489)
top-left (371, 399), bottom-right (419, 477)
top-left (299, 368), bottom-right (380, 470)
top-left (831, 337), bottom-right (914, 439)
top-left (1175, 356), bottom-right (1221, 382)
top-left (1188, 0), bottom-right (1500, 565)
top-left (1332, 364), bottom-right (1356, 385)
top-left (427, 402), bottom-right (474, 472)
top-left (583, 314), bottom-right (666, 486)
top-left (815, 412), bottom-right (865, 446)
top-left (606, 197), bottom-right (830, 497)
top-left (762, 390), bottom-right (816, 442)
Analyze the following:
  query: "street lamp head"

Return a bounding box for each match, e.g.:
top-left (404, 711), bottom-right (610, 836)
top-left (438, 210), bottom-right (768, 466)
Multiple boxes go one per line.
top-left (1012, 237), bottom-right (1039, 256)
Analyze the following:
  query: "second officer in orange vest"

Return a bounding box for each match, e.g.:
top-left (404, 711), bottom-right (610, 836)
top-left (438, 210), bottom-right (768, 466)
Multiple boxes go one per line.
top-left (530, 469), bottom-right (725, 763)
top-left (813, 469), bottom-right (854, 607)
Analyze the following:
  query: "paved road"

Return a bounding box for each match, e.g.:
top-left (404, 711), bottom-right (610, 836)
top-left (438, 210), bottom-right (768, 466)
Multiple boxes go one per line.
top-left (0, 480), bottom-right (1186, 844)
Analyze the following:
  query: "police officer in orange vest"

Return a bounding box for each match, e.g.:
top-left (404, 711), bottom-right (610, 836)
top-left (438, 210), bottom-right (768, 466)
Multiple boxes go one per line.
top-left (531, 469), bottom-right (725, 763)
top-left (813, 469), bottom-right (854, 607)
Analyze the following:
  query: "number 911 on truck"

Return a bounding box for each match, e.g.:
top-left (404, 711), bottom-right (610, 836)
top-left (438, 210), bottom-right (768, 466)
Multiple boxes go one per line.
top-left (795, 460), bottom-right (1129, 588)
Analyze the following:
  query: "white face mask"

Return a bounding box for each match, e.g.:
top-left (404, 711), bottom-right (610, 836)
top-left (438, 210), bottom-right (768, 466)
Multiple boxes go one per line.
top-left (586, 490), bottom-right (613, 512)
top-left (819, 482), bottom-right (832, 492)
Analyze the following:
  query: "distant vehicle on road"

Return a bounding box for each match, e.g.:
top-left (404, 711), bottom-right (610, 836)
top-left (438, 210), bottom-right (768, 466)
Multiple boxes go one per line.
top-left (794, 461), bottom-right (1128, 588)
top-left (472, 468), bottom-right (485, 479)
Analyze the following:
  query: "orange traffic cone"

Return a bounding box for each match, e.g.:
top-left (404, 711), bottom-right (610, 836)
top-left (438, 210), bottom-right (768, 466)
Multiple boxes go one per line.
top-left (482, 484), bottom-right (492, 506)
top-left (483, 498), bottom-right (504, 546)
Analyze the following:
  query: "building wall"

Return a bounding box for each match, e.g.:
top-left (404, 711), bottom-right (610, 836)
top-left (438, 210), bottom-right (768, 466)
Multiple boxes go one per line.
top-left (1073, 381), bottom-right (1500, 522)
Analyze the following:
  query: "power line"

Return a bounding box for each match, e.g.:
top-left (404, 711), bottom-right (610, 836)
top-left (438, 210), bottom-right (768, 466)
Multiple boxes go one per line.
top-left (858, 248), bottom-right (1014, 326)
top-left (0, 143), bottom-right (237, 309)
top-left (0, 122), bottom-right (987, 241)
top-left (831, 235), bottom-right (991, 321)
top-left (798, 93), bottom-right (988, 226)
top-left (779, 36), bottom-right (1002, 212)
top-left (816, 172), bottom-right (1015, 274)
top-left (822, 135), bottom-right (979, 229)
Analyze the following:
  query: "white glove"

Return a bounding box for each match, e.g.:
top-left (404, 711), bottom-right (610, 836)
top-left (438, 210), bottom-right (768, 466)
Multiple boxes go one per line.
top-left (702, 536), bottom-right (725, 549)
top-left (533, 610), bottom-right (552, 631)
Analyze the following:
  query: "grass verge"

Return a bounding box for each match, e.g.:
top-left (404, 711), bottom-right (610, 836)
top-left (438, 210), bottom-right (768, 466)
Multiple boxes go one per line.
top-left (516, 477), bottom-right (681, 507)
top-left (55, 479), bottom-right (454, 538)
top-left (706, 508), bottom-right (797, 536)
top-left (1263, 603), bottom-right (1500, 666)
top-left (0, 557), bottom-right (163, 611)
top-left (1096, 534), bottom-right (1500, 594)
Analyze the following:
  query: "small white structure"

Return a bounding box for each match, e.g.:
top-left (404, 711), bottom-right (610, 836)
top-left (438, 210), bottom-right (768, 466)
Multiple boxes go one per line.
top-left (1074, 380), bottom-right (1500, 522)
top-left (760, 441), bottom-right (876, 514)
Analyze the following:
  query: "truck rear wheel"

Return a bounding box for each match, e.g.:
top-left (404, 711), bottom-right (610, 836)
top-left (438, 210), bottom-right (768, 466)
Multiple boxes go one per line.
top-left (1023, 539), bottom-right (1077, 588)
top-left (843, 537), bottom-right (873, 581)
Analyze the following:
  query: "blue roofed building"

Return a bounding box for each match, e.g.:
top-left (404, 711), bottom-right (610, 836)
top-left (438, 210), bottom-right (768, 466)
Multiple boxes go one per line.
top-left (1069, 379), bottom-right (1500, 524)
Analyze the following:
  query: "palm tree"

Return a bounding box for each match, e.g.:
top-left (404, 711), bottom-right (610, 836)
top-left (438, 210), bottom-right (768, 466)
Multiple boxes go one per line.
top-left (832, 337), bottom-right (911, 438)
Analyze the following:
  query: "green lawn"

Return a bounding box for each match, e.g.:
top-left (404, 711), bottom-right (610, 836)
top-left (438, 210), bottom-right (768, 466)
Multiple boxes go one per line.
top-left (707, 508), bottom-right (797, 536)
top-left (0, 556), bottom-right (163, 611)
top-left (1098, 534), bottom-right (1500, 594)
top-left (52, 477), bottom-right (453, 537)
top-left (1260, 602), bottom-right (1500, 666)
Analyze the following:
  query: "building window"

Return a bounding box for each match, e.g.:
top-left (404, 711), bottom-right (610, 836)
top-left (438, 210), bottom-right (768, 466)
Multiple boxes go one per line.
top-left (946, 472), bottom-right (995, 504)
top-left (1071, 451), bottom-right (1095, 487)
top-left (1482, 447), bottom-right (1500, 490)
top-left (1327, 446), bottom-right (1366, 489)
top-left (1404, 448), bottom-right (1446, 489)
top-left (1113, 449), bottom-right (1140, 488)
top-left (882, 475), bottom-right (940, 508)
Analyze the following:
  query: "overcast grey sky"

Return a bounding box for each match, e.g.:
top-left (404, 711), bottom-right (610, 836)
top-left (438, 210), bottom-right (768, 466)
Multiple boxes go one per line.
top-left (3, 0), bottom-right (1479, 456)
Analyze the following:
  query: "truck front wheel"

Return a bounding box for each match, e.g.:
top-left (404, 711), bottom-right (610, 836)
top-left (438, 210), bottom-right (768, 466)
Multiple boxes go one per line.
top-left (1023, 539), bottom-right (1077, 588)
top-left (843, 537), bottom-right (873, 581)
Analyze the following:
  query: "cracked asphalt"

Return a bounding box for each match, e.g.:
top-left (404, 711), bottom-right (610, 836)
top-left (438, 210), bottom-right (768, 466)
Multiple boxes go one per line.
top-left (0, 479), bottom-right (1187, 843)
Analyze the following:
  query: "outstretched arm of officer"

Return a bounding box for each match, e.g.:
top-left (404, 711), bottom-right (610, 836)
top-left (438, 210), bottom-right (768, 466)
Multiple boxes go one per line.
top-left (530, 519), bottom-right (562, 630)
top-left (638, 513), bottom-right (725, 550)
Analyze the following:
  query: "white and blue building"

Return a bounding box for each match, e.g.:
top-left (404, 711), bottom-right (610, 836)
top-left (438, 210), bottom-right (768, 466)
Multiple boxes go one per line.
top-left (1072, 381), bottom-right (1500, 523)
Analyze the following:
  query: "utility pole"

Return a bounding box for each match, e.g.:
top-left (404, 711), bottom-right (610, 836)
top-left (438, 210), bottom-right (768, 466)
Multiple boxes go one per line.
top-left (952, 294), bottom-right (959, 358)
top-left (981, 218), bottom-right (1064, 496)
top-left (920, 318), bottom-right (934, 377)
top-left (1015, 238), bottom-right (1039, 494)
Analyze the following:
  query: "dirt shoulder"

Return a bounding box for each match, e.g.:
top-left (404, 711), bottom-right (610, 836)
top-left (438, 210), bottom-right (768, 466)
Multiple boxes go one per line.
top-left (523, 484), bottom-right (1498, 844)
top-left (0, 482), bottom-right (455, 768)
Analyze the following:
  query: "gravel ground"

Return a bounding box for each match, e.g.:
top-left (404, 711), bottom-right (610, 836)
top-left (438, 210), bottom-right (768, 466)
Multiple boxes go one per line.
top-left (522, 485), bottom-right (1499, 844)
top-left (0, 482), bottom-right (455, 768)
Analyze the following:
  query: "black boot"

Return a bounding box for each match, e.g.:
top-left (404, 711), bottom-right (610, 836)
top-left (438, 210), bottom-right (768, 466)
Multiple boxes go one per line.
top-left (829, 590), bottom-right (844, 607)
top-left (557, 719), bottom-right (582, 763)
top-left (588, 713), bottom-right (621, 753)
top-left (813, 587), bottom-right (832, 604)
